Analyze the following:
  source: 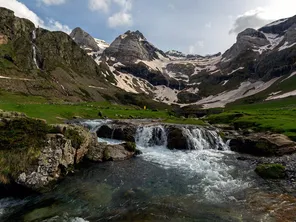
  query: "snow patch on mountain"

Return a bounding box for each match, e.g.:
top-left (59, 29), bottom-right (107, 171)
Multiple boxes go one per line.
top-left (266, 90), bottom-right (296, 100)
top-left (278, 42), bottom-right (296, 51)
top-left (281, 72), bottom-right (296, 82)
top-left (111, 72), bottom-right (154, 95)
top-left (94, 38), bottom-right (109, 52)
top-left (154, 85), bottom-right (179, 104)
top-left (186, 78), bottom-right (280, 108)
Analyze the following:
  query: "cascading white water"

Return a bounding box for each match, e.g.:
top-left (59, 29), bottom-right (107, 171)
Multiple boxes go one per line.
top-left (135, 125), bottom-right (167, 147)
top-left (181, 127), bottom-right (229, 151)
top-left (32, 30), bottom-right (39, 69)
top-left (81, 119), bottom-right (111, 133)
top-left (134, 125), bottom-right (249, 202)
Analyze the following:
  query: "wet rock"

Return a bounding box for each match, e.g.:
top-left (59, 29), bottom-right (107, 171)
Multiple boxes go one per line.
top-left (86, 141), bottom-right (105, 162)
top-left (97, 123), bottom-right (136, 142)
top-left (104, 143), bottom-right (135, 161)
top-left (167, 126), bottom-right (188, 150)
top-left (87, 142), bottom-right (136, 162)
top-left (255, 163), bottom-right (286, 179)
top-left (247, 191), bottom-right (296, 222)
top-left (229, 133), bottom-right (296, 156)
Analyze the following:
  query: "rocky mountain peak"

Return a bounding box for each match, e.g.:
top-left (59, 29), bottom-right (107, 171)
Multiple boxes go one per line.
top-left (122, 30), bottom-right (146, 41)
top-left (166, 50), bottom-right (186, 58)
top-left (70, 27), bottom-right (100, 52)
top-left (237, 28), bottom-right (267, 40)
top-left (103, 30), bottom-right (167, 63)
top-left (259, 15), bottom-right (296, 35)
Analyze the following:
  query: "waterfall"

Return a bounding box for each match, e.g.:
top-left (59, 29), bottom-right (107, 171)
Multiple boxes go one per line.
top-left (134, 124), bottom-right (228, 151)
top-left (81, 119), bottom-right (111, 133)
top-left (32, 30), bottom-right (39, 69)
top-left (182, 127), bottom-right (229, 151)
top-left (135, 125), bottom-right (167, 147)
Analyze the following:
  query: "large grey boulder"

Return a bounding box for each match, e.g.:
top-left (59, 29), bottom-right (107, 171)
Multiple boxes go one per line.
top-left (229, 133), bottom-right (296, 156)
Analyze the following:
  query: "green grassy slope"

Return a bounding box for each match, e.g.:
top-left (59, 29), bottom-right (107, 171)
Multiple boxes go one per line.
top-left (207, 97), bottom-right (296, 141)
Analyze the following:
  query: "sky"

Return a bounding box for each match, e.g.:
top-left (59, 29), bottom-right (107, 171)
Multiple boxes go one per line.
top-left (1, 0), bottom-right (296, 55)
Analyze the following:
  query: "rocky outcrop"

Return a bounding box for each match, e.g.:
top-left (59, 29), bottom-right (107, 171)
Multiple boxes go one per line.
top-left (16, 124), bottom-right (95, 190)
top-left (96, 122), bottom-right (137, 142)
top-left (103, 30), bottom-right (167, 63)
top-left (70, 27), bottom-right (100, 52)
top-left (86, 142), bottom-right (136, 162)
top-left (167, 126), bottom-right (189, 150)
top-left (229, 133), bottom-right (296, 156)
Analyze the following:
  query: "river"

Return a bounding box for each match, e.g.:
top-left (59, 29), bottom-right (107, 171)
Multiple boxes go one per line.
top-left (0, 120), bottom-right (295, 221)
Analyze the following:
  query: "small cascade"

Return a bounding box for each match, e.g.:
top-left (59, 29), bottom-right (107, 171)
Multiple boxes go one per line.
top-left (111, 128), bottom-right (116, 139)
top-left (31, 30), bottom-right (39, 69)
top-left (182, 127), bottom-right (229, 151)
top-left (135, 125), bottom-right (167, 147)
top-left (81, 119), bottom-right (111, 133)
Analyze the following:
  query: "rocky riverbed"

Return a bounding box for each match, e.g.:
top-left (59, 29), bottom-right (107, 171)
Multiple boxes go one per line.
top-left (0, 115), bottom-right (296, 221)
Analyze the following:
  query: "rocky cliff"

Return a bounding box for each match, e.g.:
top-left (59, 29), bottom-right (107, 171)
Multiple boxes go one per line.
top-left (0, 7), bottom-right (121, 103)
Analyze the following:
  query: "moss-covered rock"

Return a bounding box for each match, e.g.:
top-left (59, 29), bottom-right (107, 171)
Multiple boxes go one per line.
top-left (255, 163), bottom-right (286, 179)
top-left (0, 112), bottom-right (95, 191)
top-left (124, 141), bottom-right (136, 152)
top-left (0, 116), bottom-right (49, 183)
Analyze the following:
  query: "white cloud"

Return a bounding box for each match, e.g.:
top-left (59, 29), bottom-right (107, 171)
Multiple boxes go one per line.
top-left (0, 0), bottom-right (71, 33)
top-left (40, 0), bottom-right (67, 6)
top-left (108, 11), bottom-right (132, 28)
top-left (0, 0), bottom-right (43, 27)
top-left (46, 19), bottom-right (71, 34)
top-left (88, 0), bottom-right (111, 13)
top-left (229, 8), bottom-right (271, 34)
top-left (88, 0), bottom-right (133, 28)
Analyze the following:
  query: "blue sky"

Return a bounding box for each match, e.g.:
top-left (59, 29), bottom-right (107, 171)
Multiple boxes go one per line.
top-left (1, 0), bottom-right (296, 55)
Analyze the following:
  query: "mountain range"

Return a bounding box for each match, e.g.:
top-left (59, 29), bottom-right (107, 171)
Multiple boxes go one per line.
top-left (1, 6), bottom-right (296, 108)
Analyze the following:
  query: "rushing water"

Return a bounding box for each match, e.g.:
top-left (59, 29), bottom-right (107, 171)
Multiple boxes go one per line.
top-left (0, 120), bottom-right (294, 221)
top-left (32, 30), bottom-right (40, 70)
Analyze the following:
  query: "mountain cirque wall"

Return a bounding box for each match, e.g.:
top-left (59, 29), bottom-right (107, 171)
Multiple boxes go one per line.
top-left (0, 7), bottom-right (122, 102)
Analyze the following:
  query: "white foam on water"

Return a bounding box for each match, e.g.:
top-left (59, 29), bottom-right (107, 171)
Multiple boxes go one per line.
top-left (81, 119), bottom-right (111, 132)
top-left (135, 125), bottom-right (250, 202)
top-left (98, 137), bottom-right (123, 145)
top-left (138, 146), bottom-right (250, 202)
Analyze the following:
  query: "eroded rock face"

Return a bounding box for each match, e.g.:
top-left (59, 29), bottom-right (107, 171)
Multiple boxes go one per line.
top-left (96, 122), bottom-right (137, 142)
top-left (0, 34), bottom-right (8, 45)
top-left (229, 133), bottom-right (296, 156)
top-left (16, 124), bottom-right (95, 191)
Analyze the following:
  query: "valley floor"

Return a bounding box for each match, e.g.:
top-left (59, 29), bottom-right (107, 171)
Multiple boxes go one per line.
top-left (0, 90), bottom-right (294, 141)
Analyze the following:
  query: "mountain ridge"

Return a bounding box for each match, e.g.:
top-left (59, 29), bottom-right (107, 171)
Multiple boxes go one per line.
top-left (0, 6), bottom-right (295, 109)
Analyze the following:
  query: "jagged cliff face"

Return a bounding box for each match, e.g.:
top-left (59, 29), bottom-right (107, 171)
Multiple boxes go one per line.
top-left (0, 7), bottom-right (121, 102)
top-left (70, 27), bottom-right (100, 52)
